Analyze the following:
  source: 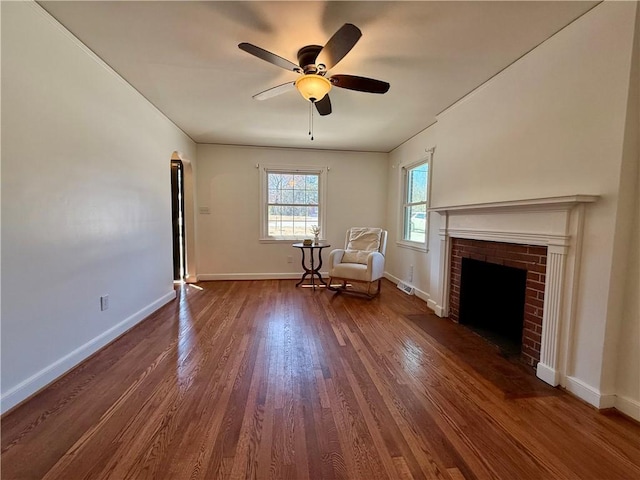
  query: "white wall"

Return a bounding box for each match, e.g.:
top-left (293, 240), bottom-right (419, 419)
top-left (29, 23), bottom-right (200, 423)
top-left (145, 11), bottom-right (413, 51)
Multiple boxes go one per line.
top-left (613, 3), bottom-right (640, 420)
top-left (614, 167), bottom-right (640, 419)
top-left (1, 2), bottom-right (196, 412)
top-left (386, 1), bottom-right (638, 414)
top-left (196, 144), bottom-right (388, 279)
top-left (385, 126), bottom-right (439, 301)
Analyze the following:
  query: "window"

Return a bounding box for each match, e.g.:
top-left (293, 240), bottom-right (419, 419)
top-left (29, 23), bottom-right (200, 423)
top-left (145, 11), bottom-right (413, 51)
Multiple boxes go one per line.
top-left (260, 166), bottom-right (327, 241)
top-left (400, 150), bottom-right (433, 249)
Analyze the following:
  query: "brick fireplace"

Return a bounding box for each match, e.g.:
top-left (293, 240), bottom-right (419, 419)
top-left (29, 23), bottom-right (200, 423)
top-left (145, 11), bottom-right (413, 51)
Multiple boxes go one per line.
top-left (429, 195), bottom-right (597, 387)
top-left (448, 238), bottom-right (547, 366)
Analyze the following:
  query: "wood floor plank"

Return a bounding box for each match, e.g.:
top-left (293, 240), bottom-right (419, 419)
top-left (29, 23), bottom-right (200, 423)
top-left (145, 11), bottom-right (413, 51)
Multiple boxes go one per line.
top-left (393, 456), bottom-right (416, 480)
top-left (446, 467), bottom-right (466, 480)
top-left (339, 357), bottom-right (399, 479)
top-left (336, 307), bottom-right (475, 479)
top-left (3, 279), bottom-right (640, 480)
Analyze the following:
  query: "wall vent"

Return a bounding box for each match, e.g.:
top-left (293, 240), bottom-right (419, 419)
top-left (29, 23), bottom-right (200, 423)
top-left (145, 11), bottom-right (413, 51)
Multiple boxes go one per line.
top-left (397, 281), bottom-right (415, 295)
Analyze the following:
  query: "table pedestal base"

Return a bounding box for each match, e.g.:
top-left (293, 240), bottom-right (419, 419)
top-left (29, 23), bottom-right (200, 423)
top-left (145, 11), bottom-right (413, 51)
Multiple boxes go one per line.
top-left (292, 243), bottom-right (331, 290)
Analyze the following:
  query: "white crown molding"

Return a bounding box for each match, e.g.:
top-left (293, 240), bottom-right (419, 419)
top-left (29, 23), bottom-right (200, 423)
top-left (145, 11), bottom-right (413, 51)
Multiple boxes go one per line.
top-left (28, 1), bottom-right (194, 144)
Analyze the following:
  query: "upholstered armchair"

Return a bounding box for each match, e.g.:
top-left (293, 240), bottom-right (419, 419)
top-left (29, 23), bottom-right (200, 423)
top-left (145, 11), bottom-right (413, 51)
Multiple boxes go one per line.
top-left (328, 227), bottom-right (387, 298)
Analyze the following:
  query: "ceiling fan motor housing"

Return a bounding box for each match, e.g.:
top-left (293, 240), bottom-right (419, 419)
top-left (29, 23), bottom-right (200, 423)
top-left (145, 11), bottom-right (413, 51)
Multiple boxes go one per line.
top-left (297, 45), bottom-right (324, 73)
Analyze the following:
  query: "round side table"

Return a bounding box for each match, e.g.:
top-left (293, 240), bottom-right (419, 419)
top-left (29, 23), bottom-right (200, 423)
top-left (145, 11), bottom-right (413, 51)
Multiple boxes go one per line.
top-left (292, 243), bottom-right (331, 289)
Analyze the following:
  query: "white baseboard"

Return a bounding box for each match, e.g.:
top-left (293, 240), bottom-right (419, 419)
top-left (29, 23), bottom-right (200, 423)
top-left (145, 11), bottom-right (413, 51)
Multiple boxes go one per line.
top-left (536, 362), bottom-right (560, 387)
top-left (614, 394), bottom-right (640, 421)
top-left (197, 272), bottom-right (327, 281)
top-left (1, 290), bottom-right (176, 414)
top-left (564, 375), bottom-right (615, 409)
top-left (427, 299), bottom-right (444, 316)
top-left (414, 288), bottom-right (430, 303)
top-left (383, 272), bottom-right (430, 303)
top-left (384, 272), bottom-right (401, 284)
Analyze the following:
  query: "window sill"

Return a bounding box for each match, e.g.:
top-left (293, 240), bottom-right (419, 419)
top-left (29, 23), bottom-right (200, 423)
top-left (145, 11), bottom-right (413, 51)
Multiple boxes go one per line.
top-left (259, 237), bottom-right (325, 244)
top-left (396, 240), bottom-right (428, 253)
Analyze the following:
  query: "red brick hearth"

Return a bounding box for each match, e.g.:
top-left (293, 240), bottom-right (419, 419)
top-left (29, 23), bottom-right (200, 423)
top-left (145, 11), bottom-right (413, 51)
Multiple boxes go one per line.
top-left (449, 238), bottom-right (547, 366)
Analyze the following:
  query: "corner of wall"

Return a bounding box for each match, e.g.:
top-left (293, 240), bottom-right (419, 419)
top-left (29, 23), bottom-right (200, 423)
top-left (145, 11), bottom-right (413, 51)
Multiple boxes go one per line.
top-left (609, 1), bottom-right (640, 422)
top-left (600, 0), bottom-right (640, 408)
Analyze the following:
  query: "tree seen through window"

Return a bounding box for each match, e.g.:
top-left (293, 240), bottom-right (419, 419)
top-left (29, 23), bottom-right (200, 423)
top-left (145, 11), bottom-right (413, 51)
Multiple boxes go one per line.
top-left (267, 172), bottom-right (319, 237)
top-left (403, 162), bottom-right (429, 243)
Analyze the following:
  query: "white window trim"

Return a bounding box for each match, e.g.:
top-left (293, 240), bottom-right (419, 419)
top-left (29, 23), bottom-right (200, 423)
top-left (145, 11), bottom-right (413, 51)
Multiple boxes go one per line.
top-left (397, 148), bottom-right (434, 252)
top-left (259, 164), bottom-right (328, 243)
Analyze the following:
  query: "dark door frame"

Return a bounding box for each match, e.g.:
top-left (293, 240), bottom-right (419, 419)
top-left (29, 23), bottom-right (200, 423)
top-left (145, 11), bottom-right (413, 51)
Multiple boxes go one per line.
top-left (171, 159), bottom-right (186, 281)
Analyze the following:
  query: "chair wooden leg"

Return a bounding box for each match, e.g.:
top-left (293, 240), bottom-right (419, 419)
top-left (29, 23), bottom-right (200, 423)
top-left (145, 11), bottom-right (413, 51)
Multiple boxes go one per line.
top-left (327, 278), bottom-right (380, 299)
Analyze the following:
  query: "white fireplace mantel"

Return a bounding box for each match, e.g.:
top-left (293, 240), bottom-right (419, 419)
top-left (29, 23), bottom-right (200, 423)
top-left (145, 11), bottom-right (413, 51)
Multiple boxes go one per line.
top-left (429, 195), bottom-right (598, 388)
top-left (429, 194), bottom-right (599, 214)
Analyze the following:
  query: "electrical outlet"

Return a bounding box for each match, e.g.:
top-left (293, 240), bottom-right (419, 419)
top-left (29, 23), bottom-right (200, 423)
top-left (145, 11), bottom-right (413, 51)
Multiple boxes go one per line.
top-left (100, 295), bottom-right (109, 311)
top-left (287, 255), bottom-right (293, 264)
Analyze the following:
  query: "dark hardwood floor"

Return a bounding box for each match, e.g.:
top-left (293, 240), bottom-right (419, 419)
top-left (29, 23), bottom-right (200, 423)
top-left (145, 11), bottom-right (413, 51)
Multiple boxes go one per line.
top-left (2, 280), bottom-right (639, 479)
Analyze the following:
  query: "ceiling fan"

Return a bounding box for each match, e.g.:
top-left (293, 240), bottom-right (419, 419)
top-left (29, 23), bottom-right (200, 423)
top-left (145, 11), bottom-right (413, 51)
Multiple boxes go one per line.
top-left (239, 23), bottom-right (390, 117)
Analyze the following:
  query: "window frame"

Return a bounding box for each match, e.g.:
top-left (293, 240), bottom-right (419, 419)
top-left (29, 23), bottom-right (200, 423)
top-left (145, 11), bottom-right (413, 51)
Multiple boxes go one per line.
top-left (397, 148), bottom-right (434, 252)
top-left (259, 164), bottom-right (328, 243)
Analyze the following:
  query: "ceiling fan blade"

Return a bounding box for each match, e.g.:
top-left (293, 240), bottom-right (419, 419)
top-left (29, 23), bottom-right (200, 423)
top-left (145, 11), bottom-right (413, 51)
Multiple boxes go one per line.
top-left (330, 74), bottom-right (390, 94)
top-left (252, 82), bottom-right (296, 101)
top-left (316, 23), bottom-right (362, 70)
top-left (239, 43), bottom-right (300, 72)
top-left (314, 95), bottom-right (332, 116)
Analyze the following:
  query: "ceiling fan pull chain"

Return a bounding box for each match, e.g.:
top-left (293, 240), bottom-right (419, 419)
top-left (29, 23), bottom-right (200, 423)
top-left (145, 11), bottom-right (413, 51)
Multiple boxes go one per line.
top-left (308, 101), bottom-right (312, 137)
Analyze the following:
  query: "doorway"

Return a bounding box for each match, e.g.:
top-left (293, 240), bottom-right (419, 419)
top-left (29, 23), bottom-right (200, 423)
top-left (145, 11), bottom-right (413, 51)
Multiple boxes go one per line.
top-left (171, 159), bottom-right (186, 281)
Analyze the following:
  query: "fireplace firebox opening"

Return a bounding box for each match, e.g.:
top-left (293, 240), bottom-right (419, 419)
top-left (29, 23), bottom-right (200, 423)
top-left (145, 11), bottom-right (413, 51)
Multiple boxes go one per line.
top-left (459, 258), bottom-right (527, 356)
top-left (448, 238), bottom-right (547, 366)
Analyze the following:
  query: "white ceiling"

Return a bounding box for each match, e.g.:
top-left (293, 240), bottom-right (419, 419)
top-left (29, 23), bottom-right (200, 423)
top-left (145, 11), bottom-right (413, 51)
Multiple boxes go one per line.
top-left (39, 1), bottom-right (598, 152)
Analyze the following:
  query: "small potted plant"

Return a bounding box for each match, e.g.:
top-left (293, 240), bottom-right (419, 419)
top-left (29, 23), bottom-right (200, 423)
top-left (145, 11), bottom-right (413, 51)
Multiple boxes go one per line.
top-left (310, 225), bottom-right (321, 244)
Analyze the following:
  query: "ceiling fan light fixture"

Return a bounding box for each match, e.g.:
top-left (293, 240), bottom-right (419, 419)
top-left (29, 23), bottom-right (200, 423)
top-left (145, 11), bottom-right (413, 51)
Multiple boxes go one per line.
top-left (295, 74), bottom-right (331, 102)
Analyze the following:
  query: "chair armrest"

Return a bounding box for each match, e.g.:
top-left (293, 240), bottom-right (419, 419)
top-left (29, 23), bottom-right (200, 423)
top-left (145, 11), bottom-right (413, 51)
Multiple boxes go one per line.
top-left (367, 251), bottom-right (385, 281)
top-left (329, 249), bottom-right (345, 268)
